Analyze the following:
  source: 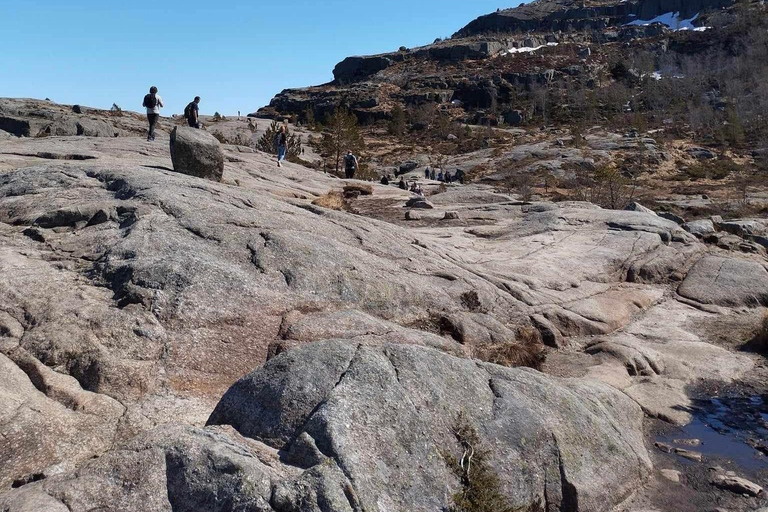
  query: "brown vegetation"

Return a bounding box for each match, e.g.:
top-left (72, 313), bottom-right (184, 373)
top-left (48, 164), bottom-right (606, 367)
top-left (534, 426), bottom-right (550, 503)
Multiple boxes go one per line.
top-left (343, 183), bottom-right (373, 196)
top-left (311, 191), bottom-right (349, 211)
top-left (473, 326), bottom-right (546, 370)
top-left (446, 412), bottom-right (516, 512)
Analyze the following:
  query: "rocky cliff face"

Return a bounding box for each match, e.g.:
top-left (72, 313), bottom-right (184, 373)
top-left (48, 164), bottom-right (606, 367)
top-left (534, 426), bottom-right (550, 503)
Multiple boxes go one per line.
top-left (254, 0), bottom-right (735, 126)
top-left (455, 0), bottom-right (734, 37)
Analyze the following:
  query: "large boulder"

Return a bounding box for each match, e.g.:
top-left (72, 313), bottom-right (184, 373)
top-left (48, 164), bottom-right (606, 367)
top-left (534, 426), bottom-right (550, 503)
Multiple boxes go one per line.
top-left (169, 127), bottom-right (224, 182)
top-left (678, 256), bottom-right (768, 307)
top-left (208, 341), bottom-right (652, 512)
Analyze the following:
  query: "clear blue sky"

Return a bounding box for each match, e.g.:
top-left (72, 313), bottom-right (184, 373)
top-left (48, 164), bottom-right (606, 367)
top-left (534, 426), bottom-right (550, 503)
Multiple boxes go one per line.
top-left (0, 1), bottom-right (515, 116)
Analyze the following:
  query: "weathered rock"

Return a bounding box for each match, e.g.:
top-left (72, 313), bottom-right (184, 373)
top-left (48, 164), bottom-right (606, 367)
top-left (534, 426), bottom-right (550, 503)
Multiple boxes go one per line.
top-left (405, 210), bottom-right (422, 220)
top-left (398, 161), bottom-right (419, 175)
top-left (625, 201), bottom-right (657, 216)
top-left (711, 474), bottom-right (764, 496)
top-left (208, 341), bottom-right (652, 511)
top-left (678, 256), bottom-right (768, 307)
top-left (686, 147), bottom-right (717, 160)
top-left (660, 469), bottom-right (681, 483)
top-left (443, 210), bottom-right (460, 220)
top-left (659, 211), bottom-right (686, 225)
top-left (684, 219), bottom-right (716, 237)
top-left (169, 126), bottom-right (225, 182)
top-left (405, 196), bottom-right (434, 209)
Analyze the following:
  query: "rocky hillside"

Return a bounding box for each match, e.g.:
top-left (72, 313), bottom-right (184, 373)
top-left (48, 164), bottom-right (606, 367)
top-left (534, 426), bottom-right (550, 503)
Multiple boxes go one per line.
top-left (0, 103), bottom-right (767, 511)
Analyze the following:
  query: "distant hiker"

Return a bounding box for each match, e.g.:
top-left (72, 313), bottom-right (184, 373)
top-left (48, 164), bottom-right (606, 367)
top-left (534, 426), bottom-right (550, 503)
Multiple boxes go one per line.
top-left (344, 150), bottom-right (359, 179)
top-left (238, 110), bottom-right (241, 117)
top-left (437, 171), bottom-right (444, 182)
top-left (415, 184), bottom-right (424, 196)
top-left (184, 97), bottom-right (201, 128)
top-left (410, 181), bottom-right (418, 192)
top-left (380, 175), bottom-right (389, 185)
top-left (425, 168), bottom-right (430, 179)
top-left (398, 177), bottom-right (407, 190)
top-left (275, 125), bottom-right (288, 167)
top-left (445, 171), bottom-right (452, 184)
top-left (430, 169), bottom-right (436, 180)
top-left (142, 86), bottom-right (164, 141)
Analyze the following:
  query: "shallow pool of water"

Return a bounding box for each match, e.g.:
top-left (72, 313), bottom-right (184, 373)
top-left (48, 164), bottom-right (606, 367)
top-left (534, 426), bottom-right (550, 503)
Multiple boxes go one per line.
top-left (656, 395), bottom-right (768, 470)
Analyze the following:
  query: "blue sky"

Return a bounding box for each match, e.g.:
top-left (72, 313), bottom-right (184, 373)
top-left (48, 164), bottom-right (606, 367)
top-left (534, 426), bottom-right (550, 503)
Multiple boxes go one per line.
top-left (0, 1), bottom-right (514, 116)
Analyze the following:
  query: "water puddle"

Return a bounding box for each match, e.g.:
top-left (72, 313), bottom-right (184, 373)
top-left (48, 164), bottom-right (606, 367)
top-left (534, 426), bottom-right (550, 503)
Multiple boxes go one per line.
top-left (656, 395), bottom-right (768, 471)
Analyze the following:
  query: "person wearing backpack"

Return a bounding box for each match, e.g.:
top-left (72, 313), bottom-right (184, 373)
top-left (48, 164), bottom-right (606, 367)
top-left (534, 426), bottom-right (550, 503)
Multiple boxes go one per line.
top-left (142, 86), bottom-right (164, 141)
top-left (184, 97), bottom-right (201, 128)
top-left (344, 150), bottom-right (359, 179)
top-left (275, 125), bottom-right (287, 167)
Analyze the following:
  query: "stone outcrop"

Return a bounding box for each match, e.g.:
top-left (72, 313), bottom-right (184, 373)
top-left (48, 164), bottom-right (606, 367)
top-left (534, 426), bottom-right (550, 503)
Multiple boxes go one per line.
top-left (170, 126), bottom-right (225, 181)
top-left (208, 341), bottom-right (651, 512)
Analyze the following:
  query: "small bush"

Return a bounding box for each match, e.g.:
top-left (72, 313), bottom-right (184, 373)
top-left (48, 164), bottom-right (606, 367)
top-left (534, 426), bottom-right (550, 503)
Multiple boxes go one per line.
top-left (343, 183), bottom-right (373, 196)
top-left (311, 191), bottom-right (348, 211)
top-left (473, 326), bottom-right (545, 370)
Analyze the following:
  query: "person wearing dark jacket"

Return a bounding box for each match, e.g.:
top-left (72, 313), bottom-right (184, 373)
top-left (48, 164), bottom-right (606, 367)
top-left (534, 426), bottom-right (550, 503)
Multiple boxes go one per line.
top-left (276, 125), bottom-right (287, 167)
top-left (398, 177), bottom-right (407, 190)
top-left (185, 97), bottom-right (201, 128)
top-left (142, 86), bottom-right (163, 141)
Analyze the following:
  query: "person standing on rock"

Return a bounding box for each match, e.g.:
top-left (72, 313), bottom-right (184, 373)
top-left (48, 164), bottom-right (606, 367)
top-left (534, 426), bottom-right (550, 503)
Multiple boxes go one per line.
top-left (276, 125), bottom-right (287, 167)
top-left (142, 86), bottom-right (163, 141)
top-left (344, 150), bottom-right (359, 179)
top-left (184, 97), bottom-right (201, 129)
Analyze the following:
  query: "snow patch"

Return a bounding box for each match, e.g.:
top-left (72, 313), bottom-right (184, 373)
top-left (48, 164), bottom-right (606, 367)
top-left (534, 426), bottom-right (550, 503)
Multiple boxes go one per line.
top-left (502, 42), bottom-right (559, 55)
top-left (626, 11), bottom-right (700, 31)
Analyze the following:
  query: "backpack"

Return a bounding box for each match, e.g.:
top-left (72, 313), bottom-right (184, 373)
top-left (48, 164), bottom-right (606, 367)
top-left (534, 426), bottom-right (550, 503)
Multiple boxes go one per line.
top-left (344, 154), bottom-right (356, 170)
top-left (144, 93), bottom-right (158, 109)
top-left (184, 102), bottom-right (194, 119)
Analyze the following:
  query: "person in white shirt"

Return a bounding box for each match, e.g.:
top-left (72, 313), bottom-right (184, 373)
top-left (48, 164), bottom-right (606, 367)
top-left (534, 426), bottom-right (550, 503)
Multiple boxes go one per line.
top-left (142, 86), bottom-right (164, 141)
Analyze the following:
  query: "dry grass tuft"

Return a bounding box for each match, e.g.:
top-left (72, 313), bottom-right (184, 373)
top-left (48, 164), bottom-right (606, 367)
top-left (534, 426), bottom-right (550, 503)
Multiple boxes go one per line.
top-left (474, 326), bottom-right (546, 370)
top-left (311, 191), bottom-right (348, 211)
top-left (343, 183), bottom-right (373, 196)
top-left (446, 412), bottom-right (516, 512)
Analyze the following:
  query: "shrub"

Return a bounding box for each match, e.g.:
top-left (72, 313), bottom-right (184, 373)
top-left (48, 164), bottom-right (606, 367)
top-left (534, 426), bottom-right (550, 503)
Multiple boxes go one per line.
top-left (213, 112), bottom-right (222, 122)
top-left (343, 183), bottom-right (373, 196)
top-left (446, 413), bottom-right (516, 512)
top-left (473, 326), bottom-right (545, 370)
top-left (388, 105), bottom-right (407, 136)
top-left (311, 191), bottom-right (348, 211)
top-left (258, 120), bottom-right (302, 159)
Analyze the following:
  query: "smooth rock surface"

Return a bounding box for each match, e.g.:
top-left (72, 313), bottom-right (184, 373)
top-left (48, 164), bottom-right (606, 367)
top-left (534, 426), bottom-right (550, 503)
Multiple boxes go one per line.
top-left (208, 341), bottom-right (652, 512)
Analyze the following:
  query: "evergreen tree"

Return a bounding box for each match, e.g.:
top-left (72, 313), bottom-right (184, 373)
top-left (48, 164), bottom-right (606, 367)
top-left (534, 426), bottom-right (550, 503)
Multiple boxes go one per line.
top-left (257, 120), bottom-right (302, 159)
top-left (303, 107), bottom-right (316, 129)
top-left (315, 107), bottom-right (365, 173)
top-left (388, 104), bottom-right (407, 136)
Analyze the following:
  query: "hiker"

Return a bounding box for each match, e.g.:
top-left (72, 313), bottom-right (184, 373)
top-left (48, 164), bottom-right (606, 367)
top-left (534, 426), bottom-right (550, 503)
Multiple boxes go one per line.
top-left (425, 167), bottom-right (430, 179)
top-left (410, 181), bottom-right (418, 192)
top-left (430, 169), bottom-right (436, 180)
top-left (238, 110), bottom-right (241, 117)
top-left (275, 125), bottom-right (287, 167)
top-left (437, 170), bottom-right (444, 182)
top-left (142, 86), bottom-right (163, 141)
top-left (445, 171), bottom-right (452, 184)
top-left (184, 97), bottom-right (201, 128)
top-left (398, 177), bottom-right (407, 190)
top-left (380, 175), bottom-right (389, 185)
top-left (415, 184), bottom-right (424, 196)
top-left (344, 150), bottom-right (359, 179)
